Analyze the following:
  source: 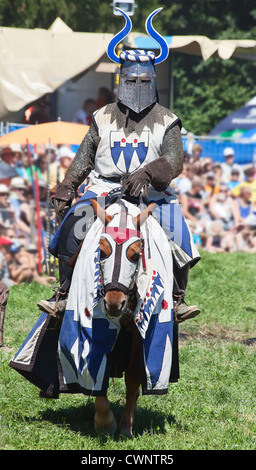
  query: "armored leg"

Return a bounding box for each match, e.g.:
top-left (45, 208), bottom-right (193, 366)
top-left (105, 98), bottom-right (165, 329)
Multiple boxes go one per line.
top-left (37, 255), bottom-right (74, 316)
top-left (37, 207), bottom-right (85, 316)
top-left (173, 262), bottom-right (200, 324)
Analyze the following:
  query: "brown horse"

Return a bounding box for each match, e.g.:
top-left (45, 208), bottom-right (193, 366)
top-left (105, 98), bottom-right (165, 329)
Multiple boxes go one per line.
top-left (90, 199), bottom-right (155, 438)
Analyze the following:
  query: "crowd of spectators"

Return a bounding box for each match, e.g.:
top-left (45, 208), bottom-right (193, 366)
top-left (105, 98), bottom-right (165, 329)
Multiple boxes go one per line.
top-left (173, 144), bottom-right (256, 253)
top-left (0, 136), bottom-right (256, 290)
top-left (0, 142), bottom-right (76, 287)
top-left (0, 87), bottom-right (117, 290)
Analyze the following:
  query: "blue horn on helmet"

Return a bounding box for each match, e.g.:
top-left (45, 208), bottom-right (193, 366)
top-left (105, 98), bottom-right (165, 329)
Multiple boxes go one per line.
top-left (145, 8), bottom-right (169, 64)
top-left (107, 8), bottom-right (168, 65)
top-left (107, 8), bottom-right (132, 64)
top-left (107, 7), bottom-right (168, 113)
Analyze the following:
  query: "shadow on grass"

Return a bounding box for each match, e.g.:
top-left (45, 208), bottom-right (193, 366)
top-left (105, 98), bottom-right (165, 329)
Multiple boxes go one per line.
top-left (39, 400), bottom-right (178, 440)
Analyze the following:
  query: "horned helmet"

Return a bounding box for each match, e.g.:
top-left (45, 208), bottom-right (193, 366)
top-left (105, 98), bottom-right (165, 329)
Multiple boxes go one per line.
top-left (107, 8), bottom-right (169, 114)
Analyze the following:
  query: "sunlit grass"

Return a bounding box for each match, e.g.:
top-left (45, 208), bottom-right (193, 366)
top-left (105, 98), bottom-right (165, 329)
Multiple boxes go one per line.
top-left (1, 251), bottom-right (256, 450)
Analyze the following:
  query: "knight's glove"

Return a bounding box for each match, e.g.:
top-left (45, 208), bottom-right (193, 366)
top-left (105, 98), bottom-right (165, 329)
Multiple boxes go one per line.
top-left (122, 157), bottom-right (172, 197)
top-left (52, 184), bottom-right (75, 217)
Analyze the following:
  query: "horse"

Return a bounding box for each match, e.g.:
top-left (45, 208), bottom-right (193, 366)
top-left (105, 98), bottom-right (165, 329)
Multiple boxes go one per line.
top-left (90, 198), bottom-right (155, 438)
top-left (9, 194), bottom-right (176, 439)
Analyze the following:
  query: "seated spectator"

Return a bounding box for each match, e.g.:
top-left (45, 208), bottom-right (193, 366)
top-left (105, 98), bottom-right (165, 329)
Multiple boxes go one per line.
top-left (72, 99), bottom-right (97, 125)
top-left (231, 167), bottom-right (256, 204)
top-left (0, 184), bottom-right (16, 229)
top-left (234, 186), bottom-right (254, 223)
top-left (0, 238), bottom-right (13, 286)
top-left (233, 213), bottom-right (256, 252)
top-left (201, 157), bottom-right (213, 175)
top-left (183, 151), bottom-right (190, 164)
top-left (1, 145), bottom-right (22, 168)
top-left (45, 143), bottom-right (57, 164)
top-left (190, 143), bottom-right (203, 164)
top-left (203, 172), bottom-right (220, 210)
top-left (16, 148), bottom-right (30, 183)
top-left (209, 183), bottom-right (239, 230)
top-left (8, 244), bottom-right (55, 286)
top-left (212, 162), bottom-right (224, 184)
top-left (226, 168), bottom-right (241, 192)
top-left (34, 154), bottom-right (47, 181)
top-left (180, 177), bottom-right (205, 224)
top-left (209, 183), bottom-right (240, 230)
top-left (48, 146), bottom-right (75, 193)
top-left (16, 145), bottom-right (45, 184)
top-left (204, 172), bottom-right (220, 195)
top-left (221, 147), bottom-right (243, 181)
top-left (174, 163), bottom-right (196, 195)
top-left (204, 221), bottom-right (235, 253)
top-left (8, 177), bottom-right (31, 237)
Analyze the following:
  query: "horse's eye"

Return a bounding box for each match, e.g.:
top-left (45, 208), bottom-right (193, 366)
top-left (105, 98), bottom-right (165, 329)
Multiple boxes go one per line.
top-left (130, 252), bottom-right (140, 263)
top-left (100, 250), bottom-right (108, 260)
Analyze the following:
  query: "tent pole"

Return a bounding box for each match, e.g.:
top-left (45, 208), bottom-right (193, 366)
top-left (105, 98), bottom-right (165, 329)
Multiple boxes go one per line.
top-left (46, 140), bottom-right (51, 275)
top-left (169, 51), bottom-right (174, 111)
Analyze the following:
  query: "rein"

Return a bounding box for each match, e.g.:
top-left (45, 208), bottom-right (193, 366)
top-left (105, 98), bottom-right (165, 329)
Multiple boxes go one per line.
top-left (99, 204), bottom-right (147, 297)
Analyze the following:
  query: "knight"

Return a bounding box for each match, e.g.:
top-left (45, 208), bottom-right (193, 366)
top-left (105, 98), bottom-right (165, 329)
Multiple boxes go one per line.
top-left (37, 8), bottom-right (200, 323)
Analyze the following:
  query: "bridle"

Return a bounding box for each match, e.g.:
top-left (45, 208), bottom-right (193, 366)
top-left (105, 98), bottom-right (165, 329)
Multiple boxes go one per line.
top-left (99, 211), bottom-right (146, 299)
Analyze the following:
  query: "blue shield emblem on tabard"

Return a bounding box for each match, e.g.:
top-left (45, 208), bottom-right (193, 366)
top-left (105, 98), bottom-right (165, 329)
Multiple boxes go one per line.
top-left (110, 130), bottom-right (149, 173)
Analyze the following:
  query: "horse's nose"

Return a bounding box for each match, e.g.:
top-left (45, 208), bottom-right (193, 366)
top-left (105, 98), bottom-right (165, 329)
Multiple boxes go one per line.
top-left (104, 292), bottom-right (127, 319)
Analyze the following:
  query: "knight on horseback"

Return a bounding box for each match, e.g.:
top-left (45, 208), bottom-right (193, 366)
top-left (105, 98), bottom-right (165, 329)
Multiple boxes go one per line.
top-left (37, 8), bottom-right (200, 324)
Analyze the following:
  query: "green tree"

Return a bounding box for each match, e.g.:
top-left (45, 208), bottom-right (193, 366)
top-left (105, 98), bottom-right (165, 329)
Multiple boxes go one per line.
top-left (0, 0), bottom-right (255, 134)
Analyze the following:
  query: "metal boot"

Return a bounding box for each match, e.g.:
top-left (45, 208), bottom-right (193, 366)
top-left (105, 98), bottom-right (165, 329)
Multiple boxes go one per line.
top-left (173, 263), bottom-right (200, 325)
top-left (37, 255), bottom-right (73, 317)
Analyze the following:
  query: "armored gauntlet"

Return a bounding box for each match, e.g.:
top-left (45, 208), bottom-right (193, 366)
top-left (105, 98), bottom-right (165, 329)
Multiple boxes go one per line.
top-left (53, 184), bottom-right (75, 216)
top-left (122, 157), bottom-right (172, 197)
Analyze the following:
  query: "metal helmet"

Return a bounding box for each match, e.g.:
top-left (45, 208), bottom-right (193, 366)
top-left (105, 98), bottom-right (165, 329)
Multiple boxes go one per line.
top-left (118, 50), bottom-right (157, 113)
top-left (107, 8), bottom-right (169, 114)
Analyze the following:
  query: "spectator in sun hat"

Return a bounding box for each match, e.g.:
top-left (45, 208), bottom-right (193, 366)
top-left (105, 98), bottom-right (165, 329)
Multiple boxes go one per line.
top-left (0, 156), bottom-right (18, 185)
top-left (0, 144), bottom-right (22, 168)
top-left (221, 147), bottom-right (243, 181)
top-left (8, 177), bottom-right (31, 236)
top-left (48, 145), bottom-right (75, 193)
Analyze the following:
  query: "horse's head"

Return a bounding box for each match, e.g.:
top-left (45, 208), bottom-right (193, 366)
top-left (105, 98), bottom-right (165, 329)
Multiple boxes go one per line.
top-left (91, 199), bottom-right (154, 320)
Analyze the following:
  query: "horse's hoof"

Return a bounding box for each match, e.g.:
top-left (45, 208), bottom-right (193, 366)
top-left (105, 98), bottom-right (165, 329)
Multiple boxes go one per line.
top-left (119, 427), bottom-right (133, 439)
top-left (94, 417), bottom-right (117, 435)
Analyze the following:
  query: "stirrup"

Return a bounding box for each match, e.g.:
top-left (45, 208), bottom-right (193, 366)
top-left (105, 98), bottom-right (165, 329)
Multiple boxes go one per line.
top-left (37, 288), bottom-right (68, 317)
top-left (174, 297), bottom-right (200, 325)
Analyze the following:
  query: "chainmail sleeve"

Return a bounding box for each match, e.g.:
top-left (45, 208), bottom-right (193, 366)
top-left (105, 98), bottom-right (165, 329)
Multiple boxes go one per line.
top-left (54, 121), bottom-right (100, 200)
top-left (160, 123), bottom-right (184, 180)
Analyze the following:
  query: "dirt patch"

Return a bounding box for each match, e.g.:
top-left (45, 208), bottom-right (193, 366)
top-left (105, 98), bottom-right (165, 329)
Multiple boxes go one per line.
top-left (179, 325), bottom-right (256, 347)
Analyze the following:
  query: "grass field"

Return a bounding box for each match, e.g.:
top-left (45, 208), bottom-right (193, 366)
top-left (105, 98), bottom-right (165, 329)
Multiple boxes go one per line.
top-left (0, 250), bottom-right (256, 451)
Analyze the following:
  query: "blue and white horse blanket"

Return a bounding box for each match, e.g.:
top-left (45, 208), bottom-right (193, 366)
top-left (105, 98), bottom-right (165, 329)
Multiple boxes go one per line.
top-left (49, 175), bottom-right (200, 268)
top-left (9, 192), bottom-right (181, 396)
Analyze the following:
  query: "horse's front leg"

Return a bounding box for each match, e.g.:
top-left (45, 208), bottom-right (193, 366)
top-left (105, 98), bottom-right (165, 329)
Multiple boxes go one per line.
top-left (94, 396), bottom-right (117, 435)
top-left (120, 327), bottom-right (141, 438)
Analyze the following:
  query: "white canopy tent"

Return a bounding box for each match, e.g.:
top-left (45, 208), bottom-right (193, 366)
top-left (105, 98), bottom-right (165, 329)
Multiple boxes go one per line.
top-left (0, 18), bottom-right (113, 120)
top-left (1, 17), bottom-right (256, 120)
